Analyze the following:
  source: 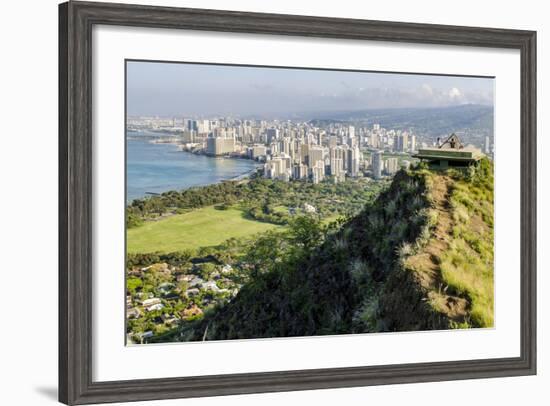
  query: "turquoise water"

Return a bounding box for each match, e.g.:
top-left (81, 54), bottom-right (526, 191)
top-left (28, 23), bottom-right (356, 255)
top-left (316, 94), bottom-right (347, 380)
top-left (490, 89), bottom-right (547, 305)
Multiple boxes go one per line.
top-left (126, 133), bottom-right (259, 202)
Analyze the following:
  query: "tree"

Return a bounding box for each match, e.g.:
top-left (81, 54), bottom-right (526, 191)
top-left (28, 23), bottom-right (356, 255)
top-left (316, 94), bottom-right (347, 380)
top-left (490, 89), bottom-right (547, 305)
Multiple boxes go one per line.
top-left (199, 263), bottom-right (217, 280)
top-left (126, 210), bottom-right (143, 229)
top-left (244, 231), bottom-right (287, 278)
top-left (127, 277), bottom-right (143, 295)
top-left (288, 216), bottom-right (324, 252)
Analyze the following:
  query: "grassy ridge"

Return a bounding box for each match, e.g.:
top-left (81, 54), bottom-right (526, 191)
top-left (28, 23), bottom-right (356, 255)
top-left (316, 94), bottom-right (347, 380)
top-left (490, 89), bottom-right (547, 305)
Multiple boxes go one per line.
top-left (401, 160), bottom-right (494, 328)
top-left (127, 206), bottom-right (282, 253)
top-left (440, 160), bottom-right (494, 327)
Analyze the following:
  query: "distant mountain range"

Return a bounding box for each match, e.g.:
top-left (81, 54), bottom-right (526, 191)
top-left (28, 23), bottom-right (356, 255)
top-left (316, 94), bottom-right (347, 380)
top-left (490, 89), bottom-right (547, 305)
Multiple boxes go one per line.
top-left (307, 104), bottom-right (493, 138)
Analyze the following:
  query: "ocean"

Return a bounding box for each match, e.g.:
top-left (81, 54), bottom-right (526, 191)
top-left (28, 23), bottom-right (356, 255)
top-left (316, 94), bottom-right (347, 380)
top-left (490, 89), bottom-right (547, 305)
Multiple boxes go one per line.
top-left (126, 133), bottom-right (259, 202)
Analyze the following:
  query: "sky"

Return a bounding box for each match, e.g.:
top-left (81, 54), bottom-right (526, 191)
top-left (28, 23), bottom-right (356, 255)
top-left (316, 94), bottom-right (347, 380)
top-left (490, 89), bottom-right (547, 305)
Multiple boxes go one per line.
top-left (126, 61), bottom-right (494, 118)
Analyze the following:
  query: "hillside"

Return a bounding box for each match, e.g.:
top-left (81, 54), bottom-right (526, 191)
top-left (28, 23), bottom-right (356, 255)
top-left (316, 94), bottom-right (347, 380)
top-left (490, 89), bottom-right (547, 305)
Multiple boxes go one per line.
top-left (310, 104), bottom-right (493, 139)
top-left (166, 159), bottom-right (494, 342)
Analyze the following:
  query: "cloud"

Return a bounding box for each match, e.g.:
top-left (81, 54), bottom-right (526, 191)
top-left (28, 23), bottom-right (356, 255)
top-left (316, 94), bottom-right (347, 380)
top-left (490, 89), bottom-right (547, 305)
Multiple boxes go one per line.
top-left (448, 87), bottom-right (462, 99)
top-left (315, 84), bottom-right (493, 110)
top-left (449, 87), bottom-right (462, 99)
top-left (421, 83), bottom-right (434, 96)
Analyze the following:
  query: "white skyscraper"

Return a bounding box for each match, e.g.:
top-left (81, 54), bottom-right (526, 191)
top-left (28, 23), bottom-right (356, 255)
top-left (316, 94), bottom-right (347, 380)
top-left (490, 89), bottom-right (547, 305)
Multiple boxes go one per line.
top-left (394, 133), bottom-right (408, 152)
top-left (266, 128), bottom-right (279, 144)
top-left (293, 163), bottom-right (308, 180)
top-left (311, 161), bottom-right (325, 184)
top-left (308, 146), bottom-right (325, 168)
top-left (372, 150), bottom-right (383, 180)
top-left (348, 146), bottom-right (361, 177)
top-left (370, 132), bottom-right (380, 149)
top-left (329, 147), bottom-right (345, 181)
top-left (384, 157), bottom-right (399, 175)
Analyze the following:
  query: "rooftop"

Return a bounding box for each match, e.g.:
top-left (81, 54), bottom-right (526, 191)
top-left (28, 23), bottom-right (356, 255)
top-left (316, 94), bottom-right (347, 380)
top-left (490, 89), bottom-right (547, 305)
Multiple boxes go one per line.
top-left (413, 134), bottom-right (485, 163)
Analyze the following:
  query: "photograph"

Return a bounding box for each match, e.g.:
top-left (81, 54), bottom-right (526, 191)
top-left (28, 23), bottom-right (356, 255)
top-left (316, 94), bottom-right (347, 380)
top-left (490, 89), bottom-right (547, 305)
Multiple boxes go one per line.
top-left (1, 0), bottom-right (542, 404)
top-left (124, 61), bottom-right (495, 344)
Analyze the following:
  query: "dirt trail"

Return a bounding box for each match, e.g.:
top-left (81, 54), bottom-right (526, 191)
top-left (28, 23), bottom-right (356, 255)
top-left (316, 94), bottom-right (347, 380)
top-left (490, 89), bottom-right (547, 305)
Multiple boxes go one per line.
top-left (404, 175), bottom-right (469, 323)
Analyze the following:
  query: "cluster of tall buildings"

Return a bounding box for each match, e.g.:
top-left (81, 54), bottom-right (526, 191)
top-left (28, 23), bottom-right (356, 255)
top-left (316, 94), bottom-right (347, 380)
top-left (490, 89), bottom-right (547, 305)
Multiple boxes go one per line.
top-left (263, 140), bottom-right (361, 184)
top-left (128, 116), bottom-right (422, 183)
top-left (370, 152), bottom-right (402, 180)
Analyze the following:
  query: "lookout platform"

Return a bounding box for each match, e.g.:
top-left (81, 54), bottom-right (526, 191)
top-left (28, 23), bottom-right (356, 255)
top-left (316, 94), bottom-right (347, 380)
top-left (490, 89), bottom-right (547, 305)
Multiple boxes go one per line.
top-left (413, 133), bottom-right (485, 169)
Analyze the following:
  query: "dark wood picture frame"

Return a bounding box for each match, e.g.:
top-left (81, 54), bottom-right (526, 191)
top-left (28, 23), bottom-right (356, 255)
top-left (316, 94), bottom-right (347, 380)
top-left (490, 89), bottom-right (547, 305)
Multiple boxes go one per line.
top-left (59, 1), bottom-right (537, 404)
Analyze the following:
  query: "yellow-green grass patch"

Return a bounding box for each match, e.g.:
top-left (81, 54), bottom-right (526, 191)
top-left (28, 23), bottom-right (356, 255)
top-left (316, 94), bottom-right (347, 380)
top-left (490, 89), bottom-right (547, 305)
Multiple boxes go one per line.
top-left (127, 206), bottom-right (283, 253)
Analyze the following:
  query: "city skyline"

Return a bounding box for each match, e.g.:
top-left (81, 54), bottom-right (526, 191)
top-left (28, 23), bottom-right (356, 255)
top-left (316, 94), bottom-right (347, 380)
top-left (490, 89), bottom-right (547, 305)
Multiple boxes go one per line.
top-left (127, 61), bottom-right (494, 117)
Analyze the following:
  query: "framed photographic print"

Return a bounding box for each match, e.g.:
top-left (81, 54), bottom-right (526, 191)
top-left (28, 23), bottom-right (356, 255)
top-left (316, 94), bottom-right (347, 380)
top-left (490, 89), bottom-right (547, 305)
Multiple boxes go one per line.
top-left (59, 1), bottom-right (537, 404)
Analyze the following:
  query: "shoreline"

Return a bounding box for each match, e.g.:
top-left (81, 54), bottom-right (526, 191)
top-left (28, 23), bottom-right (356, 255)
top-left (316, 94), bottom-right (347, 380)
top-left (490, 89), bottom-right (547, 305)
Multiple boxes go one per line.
top-left (126, 139), bottom-right (260, 204)
top-left (177, 143), bottom-right (256, 163)
top-left (127, 170), bottom-right (259, 204)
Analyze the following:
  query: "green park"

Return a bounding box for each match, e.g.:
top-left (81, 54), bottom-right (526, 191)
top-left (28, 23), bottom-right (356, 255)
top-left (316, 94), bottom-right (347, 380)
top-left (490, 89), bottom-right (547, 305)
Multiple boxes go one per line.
top-left (127, 205), bottom-right (283, 253)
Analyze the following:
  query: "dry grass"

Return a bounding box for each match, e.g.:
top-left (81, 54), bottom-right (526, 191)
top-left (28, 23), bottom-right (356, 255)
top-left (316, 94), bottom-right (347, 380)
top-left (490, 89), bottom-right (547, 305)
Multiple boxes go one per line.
top-left (440, 161), bottom-right (494, 327)
top-left (404, 159), bottom-right (494, 328)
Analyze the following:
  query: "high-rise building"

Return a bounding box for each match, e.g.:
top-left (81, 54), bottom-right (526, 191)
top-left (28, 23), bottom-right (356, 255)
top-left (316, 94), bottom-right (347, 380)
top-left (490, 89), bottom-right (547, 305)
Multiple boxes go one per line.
top-left (372, 150), bottom-right (383, 180)
top-left (289, 140), bottom-right (296, 162)
top-left (308, 146), bottom-right (324, 168)
top-left (311, 161), bottom-right (325, 184)
top-left (316, 132), bottom-right (323, 146)
top-left (384, 157), bottom-right (399, 175)
top-left (187, 120), bottom-right (198, 132)
top-left (369, 132), bottom-right (380, 148)
top-left (266, 128), bottom-right (279, 144)
top-left (402, 132), bottom-right (409, 152)
top-left (485, 136), bottom-right (491, 154)
top-left (198, 119), bottom-right (210, 134)
top-left (395, 133), bottom-right (409, 152)
top-left (206, 136), bottom-right (235, 156)
top-left (182, 130), bottom-right (195, 143)
top-left (329, 147), bottom-right (345, 181)
top-left (410, 134), bottom-right (417, 152)
top-left (251, 145), bottom-right (267, 160)
top-left (280, 153), bottom-right (292, 172)
top-left (264, 157), bottom-right (286, 180)
top-left (269, 142), bottom-right (279, 155)
top-left (279, 137), bottom-right (291, 155)
top-left (300, 143), bottom-right (310, 166)
top-left (348, 146), bottom-right (361, 177)
top-left (292, 163), bottom-right (308, 180)
top-left (347, 135), bottom-right (358, 148)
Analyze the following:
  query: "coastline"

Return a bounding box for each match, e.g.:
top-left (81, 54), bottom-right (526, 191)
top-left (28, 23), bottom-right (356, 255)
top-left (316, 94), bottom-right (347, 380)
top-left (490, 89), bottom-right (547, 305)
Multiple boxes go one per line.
top-left (126, 137), bottom-right (260, 203)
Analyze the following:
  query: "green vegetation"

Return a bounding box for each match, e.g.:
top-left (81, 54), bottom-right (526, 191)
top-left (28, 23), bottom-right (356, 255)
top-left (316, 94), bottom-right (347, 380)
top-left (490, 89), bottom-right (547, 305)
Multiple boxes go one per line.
top-left (126, 159), bottom-right (494, 343)
top-left (125, 176), bottom-right (386, 342)
top-left (400, 159), bottom-right (494, 329)
top-left (439, 159), bottom-right (494, 327)
top-left (127, 206), bottom-right (282, 253)
top-left (127, 176), bottom-right (385, 253)
top-left (126, 177), bottom-right (385, 226)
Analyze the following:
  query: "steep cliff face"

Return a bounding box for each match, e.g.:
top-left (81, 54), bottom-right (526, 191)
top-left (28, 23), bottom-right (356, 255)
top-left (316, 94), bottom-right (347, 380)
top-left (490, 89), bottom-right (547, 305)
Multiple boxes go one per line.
top-left (176, 160), bottom-right (494, 342)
